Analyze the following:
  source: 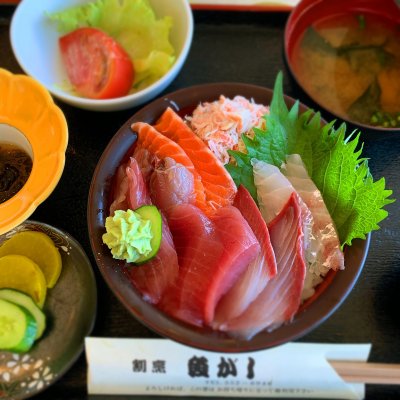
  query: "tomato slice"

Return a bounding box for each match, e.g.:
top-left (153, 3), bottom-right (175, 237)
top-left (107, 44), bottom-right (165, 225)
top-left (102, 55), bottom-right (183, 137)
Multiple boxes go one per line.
top-left (59, 27), bottom-right (134, 100)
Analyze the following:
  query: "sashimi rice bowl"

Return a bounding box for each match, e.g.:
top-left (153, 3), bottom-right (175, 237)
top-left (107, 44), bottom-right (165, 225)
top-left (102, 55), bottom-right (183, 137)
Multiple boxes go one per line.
top-left (88, 73), bottom-right (392, 352)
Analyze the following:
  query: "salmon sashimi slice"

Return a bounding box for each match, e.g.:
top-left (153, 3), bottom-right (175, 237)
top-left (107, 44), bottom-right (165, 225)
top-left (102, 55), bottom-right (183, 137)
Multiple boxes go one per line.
top-left (220, 193), bottom-right (306, 340)
top-left (112, 157), bottom-right (179, 304)
top-left (154, 107), bottom-right (237, 209)
top-left (131, 121), bottom-right (208, 212)
top-left (149, 157), bottom-right (196, 214)
top-left (213, 185), bottom-right (277, 327)
top-left (160, 204), bottom-right (260, 327)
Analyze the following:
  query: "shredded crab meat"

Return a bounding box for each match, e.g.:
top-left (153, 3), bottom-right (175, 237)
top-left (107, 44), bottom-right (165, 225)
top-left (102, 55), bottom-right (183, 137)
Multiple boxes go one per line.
top-left (187, 95), bottom-right (269, 164)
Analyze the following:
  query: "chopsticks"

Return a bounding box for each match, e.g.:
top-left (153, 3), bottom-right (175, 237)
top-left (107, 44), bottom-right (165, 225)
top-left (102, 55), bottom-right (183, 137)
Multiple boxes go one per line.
top-left (330, 361), bottom-right (400, 385)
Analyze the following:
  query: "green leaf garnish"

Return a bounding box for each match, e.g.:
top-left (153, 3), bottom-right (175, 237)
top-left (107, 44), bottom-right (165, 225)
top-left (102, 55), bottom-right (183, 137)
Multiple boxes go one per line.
top-left (228, 71), bottom-right (394, 247)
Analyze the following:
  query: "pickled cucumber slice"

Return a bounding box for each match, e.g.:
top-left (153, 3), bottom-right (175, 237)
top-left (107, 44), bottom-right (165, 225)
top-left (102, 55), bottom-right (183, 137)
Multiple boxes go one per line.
top-left (0, 231), bottom-right (62, 288)
top-left (0, 255), bottom-right (47, 308)
top-left (0, 298), bottom-right (37, 352)
top-left (0, 289), bottom-right (46, 339)
top-left (135, 205), bottom-right (162, 264)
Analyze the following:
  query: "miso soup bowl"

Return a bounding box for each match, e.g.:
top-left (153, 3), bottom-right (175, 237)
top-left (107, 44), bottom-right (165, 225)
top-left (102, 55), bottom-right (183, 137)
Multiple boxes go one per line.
top-left (88, 83), bottom-right (370, 352)
top-left (0, 68), bottom-right (68, 235)
top-left (284, 0), bottom-right (400, 133)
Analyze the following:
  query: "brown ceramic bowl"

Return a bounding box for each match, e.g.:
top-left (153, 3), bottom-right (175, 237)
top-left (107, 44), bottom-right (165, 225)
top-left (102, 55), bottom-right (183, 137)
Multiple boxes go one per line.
top-left (87, 83), bottom-right (370, 353)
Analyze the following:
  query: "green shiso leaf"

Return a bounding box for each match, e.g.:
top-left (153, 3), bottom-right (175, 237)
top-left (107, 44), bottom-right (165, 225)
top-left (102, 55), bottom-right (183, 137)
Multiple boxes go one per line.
top-left (228, 71), bottom-right (394, 247)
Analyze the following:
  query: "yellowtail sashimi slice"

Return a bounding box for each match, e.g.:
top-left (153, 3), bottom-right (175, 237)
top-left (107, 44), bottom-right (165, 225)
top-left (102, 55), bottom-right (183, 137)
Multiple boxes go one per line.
top-left (220, 193), bottom-right (306, 340)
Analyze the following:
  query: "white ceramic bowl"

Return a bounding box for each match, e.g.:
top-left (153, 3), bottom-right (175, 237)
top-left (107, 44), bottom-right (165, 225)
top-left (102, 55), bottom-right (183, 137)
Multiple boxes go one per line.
top-left (10, 0), bottom-right (193, 112)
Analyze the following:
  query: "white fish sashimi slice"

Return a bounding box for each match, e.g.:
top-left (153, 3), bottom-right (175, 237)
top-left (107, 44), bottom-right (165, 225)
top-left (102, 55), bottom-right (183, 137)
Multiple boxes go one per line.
top-left (282, 154), bottom-right (344, 277)
top-left (251, 158), bottom-right (315, 266)
top-left (220, 193), bottom-right (306, 340)
top-left (251, 160), bottom-right (293, 224)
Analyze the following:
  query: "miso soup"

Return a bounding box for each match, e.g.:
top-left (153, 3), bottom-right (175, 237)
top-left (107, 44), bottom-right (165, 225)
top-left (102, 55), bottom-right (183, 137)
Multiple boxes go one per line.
top-left (0, 143), bottom-right (32, 204)
top-left (291, 12), bottom-right (400, 128)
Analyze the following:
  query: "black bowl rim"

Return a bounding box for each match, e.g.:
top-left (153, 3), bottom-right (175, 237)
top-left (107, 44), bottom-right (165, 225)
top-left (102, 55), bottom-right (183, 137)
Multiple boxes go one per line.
top-left (284, 1), bottom-right (400, 133)
top-left (87, 82), bottom-right (370, 353)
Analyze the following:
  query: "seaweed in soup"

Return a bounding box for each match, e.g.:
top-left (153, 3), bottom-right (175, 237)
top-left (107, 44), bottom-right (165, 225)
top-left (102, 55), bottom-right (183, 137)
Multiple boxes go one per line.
top-left (292, 12), bottom-right (400, 127)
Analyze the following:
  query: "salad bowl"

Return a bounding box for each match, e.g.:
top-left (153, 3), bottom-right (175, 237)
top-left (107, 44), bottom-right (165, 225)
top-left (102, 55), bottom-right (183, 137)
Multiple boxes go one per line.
top-left (10, 0), bottom-right (193, 111)
top-left (87, 83), bottom-right (370, 352)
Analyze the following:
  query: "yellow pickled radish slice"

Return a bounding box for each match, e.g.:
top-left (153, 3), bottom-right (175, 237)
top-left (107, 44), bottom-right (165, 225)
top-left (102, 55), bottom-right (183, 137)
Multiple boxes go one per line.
top-left (0, 255), bottom-right (47, 308)
top-left (0, 231), bottom-right (62, 288)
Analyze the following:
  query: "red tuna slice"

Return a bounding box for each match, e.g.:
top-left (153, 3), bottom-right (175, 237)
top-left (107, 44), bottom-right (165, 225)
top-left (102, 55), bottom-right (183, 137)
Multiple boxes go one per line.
top-left (220, 193), bottom-right (306, 340)
top-left (213, 185), bottom-right (277, 326)
top-left (109, 157), bottom-right (151, 215)
top-left (154, 107), bottom-right (237, 209)
top-left (126, 157), bottom-right (151, 208)
top-left (109, 162), bottom-right (130, 215)
top-left (133, 147), bottom-right (154, 182)
top-left (160, 204), bottom-right (260, 327)
top-left (128, 213), bottom-right (179, 304)
top-left (112, 157), bottom-right (179, 304)
top-left (149, 157), bottom-right (196, 214)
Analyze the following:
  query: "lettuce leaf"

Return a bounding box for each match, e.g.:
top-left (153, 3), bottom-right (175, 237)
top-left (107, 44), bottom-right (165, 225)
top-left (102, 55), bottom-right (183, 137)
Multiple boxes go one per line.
top-left (228, 72), bottom-right (394, 247)
top-left (47, 0), bottom-right (175, 91)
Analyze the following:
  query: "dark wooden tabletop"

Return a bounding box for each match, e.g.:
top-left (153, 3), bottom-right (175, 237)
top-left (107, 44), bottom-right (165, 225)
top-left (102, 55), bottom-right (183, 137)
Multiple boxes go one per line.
top-left (1, 6), bottom-right (400, 400)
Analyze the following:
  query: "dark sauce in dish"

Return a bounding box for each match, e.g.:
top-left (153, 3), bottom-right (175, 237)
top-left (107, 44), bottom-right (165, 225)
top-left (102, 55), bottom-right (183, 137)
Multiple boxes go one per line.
top-left (0, 143), bottom-right (32, 204)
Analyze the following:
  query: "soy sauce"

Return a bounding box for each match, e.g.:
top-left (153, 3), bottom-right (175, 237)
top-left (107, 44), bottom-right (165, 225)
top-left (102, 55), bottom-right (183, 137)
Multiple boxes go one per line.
top-left (0, 143), bottom-right (32, 204)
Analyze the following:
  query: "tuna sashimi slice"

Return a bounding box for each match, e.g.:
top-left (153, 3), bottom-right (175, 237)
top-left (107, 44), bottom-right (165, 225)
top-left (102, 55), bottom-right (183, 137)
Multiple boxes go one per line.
top-left (128, 214), bottom-right (179, 304)
top-left (160, 204), bottom-right (260, 327)
top-left (111, 157), bottom-right (179, 304)
top-left (109, 163), bottom-right (129, 215)
top-left (126, 157), bottom-right (151, 209)
top-left (149, 157), bottom-right (196, 214)
top-left (109, 157), bottom-right (151, 215)
top-left (131, 121), bottom-right (208, 212)
top-left (220, 193), bottom-right (306, 340)
top-left (155, 107), bottom-right (237, 209)
top-left (213, 185), bottom-right (277, 326)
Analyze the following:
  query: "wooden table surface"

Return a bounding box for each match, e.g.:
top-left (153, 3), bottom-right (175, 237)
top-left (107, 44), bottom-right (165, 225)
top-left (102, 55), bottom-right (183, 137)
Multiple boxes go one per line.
top-left (1, 6), bottom-right (400, 400)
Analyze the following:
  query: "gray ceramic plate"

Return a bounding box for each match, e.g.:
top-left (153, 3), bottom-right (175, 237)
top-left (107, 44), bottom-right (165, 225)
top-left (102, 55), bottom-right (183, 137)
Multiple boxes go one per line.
top-left (0, 221), bottom-right (97, 400)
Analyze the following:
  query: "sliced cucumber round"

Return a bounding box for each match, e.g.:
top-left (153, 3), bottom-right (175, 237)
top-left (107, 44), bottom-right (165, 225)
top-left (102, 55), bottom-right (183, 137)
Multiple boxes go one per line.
top-left (0, 289), bottom-right (46, 339)
top-left (0, 298), bottom-right (37, 352)
top-left (135, 205), bottom-right (162, 264)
